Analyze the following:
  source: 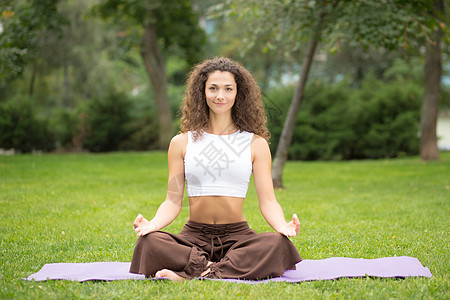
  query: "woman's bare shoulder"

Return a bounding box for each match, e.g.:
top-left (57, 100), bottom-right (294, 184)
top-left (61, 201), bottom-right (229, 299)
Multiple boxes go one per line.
top-left (251, 134), bottom-right (269, 148)
top-left (169, 132), bottom-right (188, 156)
top-left (251, 134), bottom-right (270, 160)
top-left (171, 132), bottom-right (188, 145)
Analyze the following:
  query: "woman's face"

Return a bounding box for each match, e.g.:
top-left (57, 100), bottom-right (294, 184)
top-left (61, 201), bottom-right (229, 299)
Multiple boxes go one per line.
top-left (205, 71), bottom-right (237, 116)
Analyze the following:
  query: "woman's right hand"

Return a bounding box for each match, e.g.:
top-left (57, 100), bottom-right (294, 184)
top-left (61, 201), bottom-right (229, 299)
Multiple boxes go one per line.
top-left (133, 214), bottom-right (158, 236)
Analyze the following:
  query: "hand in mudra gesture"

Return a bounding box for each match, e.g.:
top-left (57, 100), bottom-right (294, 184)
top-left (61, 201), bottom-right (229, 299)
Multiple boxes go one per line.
top-left (133, 214), bottom-right (157, 237)
top-left (278, 214), bottom-right (300, 237)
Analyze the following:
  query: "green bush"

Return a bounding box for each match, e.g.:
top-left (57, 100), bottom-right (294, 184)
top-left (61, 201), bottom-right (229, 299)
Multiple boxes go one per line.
top-left (120, 108), bottom-right (159, 151)
top-left (82, 92), bottom-right (133, 152)
top-left (349, 78), bottom-right (421, 158)
top-left (0, 96), bottom-right (55, 152)
top-left (49, 108), bottom-right (80, 150)
top-left (265, 77), bottom-right (422, 160)
top-left (0, 76), bottom-right (422, 157)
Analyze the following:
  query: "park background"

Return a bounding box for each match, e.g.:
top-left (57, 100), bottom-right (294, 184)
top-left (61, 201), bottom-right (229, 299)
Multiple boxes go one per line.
top-left (1, 0), bottom-right (449, 299)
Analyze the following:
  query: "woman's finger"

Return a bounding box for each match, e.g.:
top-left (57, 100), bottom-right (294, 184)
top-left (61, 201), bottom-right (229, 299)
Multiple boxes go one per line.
top-left (133, 214), bottom-right (143, 228)
top-left (293, 214), bottom-right (300, 225)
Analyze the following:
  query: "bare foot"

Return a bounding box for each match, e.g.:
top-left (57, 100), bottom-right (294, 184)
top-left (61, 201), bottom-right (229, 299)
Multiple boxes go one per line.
top-left (155, 269), bottom-right (185, 282)
top-left (200, 261), bottom-right (213, 277)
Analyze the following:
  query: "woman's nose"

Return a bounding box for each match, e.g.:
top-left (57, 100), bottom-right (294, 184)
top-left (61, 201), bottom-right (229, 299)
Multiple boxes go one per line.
top-left (217, 89), bottom-right (225, 99)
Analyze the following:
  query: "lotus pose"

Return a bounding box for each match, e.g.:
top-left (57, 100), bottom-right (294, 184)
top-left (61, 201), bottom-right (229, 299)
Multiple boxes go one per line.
top-left (130, 57), bottom-right (301, 281)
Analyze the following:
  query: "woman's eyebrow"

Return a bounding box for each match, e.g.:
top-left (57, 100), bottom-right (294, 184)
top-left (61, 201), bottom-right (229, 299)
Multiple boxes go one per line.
top-left (207, 83), bottom-right (236, 87)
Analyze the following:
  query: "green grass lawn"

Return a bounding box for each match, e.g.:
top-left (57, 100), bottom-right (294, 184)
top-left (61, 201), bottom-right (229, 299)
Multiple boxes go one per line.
top-left (1, 151), bottom-right (449, 299)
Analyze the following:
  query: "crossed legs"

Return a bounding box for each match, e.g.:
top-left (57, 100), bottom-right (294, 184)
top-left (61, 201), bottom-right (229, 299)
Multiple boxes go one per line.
top-left (129, 229), bottom-right (301, 281)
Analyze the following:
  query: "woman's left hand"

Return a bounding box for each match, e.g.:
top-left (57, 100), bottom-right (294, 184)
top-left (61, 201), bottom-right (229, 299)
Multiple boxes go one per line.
top-left (278, 214), bottom-right (300, 237)
top-left (133, 214), bottom-right (158, 237)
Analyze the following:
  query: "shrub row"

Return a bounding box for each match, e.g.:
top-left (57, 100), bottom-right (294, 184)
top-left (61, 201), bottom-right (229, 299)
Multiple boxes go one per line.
top-left (0, 91), bottom-right (160, 153)
top-left (265, 76), bottom-right (422, 160)
top-left (0, 97), bottom-right (54, 153)
top-left (0, 76), bottom-right (422, 159)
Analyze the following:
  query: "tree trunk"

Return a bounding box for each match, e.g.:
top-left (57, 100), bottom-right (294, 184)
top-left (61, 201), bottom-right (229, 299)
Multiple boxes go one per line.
top-left (420, 0), bottom-right (443, 161)
top-left (29, 64), bottom-right (36, 96)
top-left (63, 59), bottom-right (70, 107)
top-left (141, 22), bottom-right (174, 150)
top-left (271, 27), bottom-right (322, 189)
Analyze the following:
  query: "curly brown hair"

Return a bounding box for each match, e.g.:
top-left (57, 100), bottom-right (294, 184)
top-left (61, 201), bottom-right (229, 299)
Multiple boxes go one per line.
top-left (180, 57), bottom-right (270, 141)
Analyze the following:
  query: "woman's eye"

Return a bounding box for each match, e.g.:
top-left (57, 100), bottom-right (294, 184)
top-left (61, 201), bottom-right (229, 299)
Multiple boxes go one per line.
top-left (209, 87), bottom-right (216, 91)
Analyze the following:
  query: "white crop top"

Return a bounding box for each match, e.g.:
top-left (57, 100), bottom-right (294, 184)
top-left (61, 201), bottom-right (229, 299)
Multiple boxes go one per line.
top-left (184, 130), bottom-right (254, 198)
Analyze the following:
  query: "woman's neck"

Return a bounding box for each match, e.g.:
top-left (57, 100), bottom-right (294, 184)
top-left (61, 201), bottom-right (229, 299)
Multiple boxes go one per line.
top-left (206, 113), bottom-right (237, 135)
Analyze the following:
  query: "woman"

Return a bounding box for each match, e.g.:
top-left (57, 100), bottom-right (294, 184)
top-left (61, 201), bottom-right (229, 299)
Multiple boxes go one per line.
top-left (130, 57), bottom-right (301, 281)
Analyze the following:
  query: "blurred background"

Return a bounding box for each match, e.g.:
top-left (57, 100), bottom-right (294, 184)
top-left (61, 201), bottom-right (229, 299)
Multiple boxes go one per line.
top-left (0, 0), bottom-right (448, 161)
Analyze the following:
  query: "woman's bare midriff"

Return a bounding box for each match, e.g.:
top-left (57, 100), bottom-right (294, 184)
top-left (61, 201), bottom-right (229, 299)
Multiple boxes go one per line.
top-left (188, 196), bottom-right (246, 224)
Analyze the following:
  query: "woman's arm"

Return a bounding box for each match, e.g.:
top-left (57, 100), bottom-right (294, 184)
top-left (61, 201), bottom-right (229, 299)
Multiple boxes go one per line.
top-left (134, 134), bottom-right (187, 236)
top-left (252, 136), bottom-right (300, 237)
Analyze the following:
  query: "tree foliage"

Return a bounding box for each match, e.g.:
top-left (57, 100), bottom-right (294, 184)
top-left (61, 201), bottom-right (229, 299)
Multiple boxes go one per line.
top-left (0, 0), bottom-right (65, 88)
top-left (94, 0), bottom-right (206, 149)
top-left (227, 0), bottom-right (445, 56)
top-left (0, 0), bottom-right (446, 159)
top-left (94, 0), bottom-right (205, 68)
top-left (225, 0), bottom-right (448, 187)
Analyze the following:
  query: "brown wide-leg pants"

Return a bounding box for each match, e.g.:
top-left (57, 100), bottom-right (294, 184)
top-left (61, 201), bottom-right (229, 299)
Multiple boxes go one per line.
top-left (129, 221), bottom-right (302, 280)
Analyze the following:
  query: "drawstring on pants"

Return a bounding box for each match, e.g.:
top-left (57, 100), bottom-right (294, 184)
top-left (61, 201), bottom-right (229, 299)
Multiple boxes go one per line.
top-left (201, 224), bottom-right (229, 261)
top-left (210, 235), bottom-right (223, 259)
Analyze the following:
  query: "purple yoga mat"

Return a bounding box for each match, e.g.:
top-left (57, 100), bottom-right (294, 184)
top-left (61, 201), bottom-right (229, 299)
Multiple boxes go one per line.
top-left (24, 256), bottom-right (431, 283)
